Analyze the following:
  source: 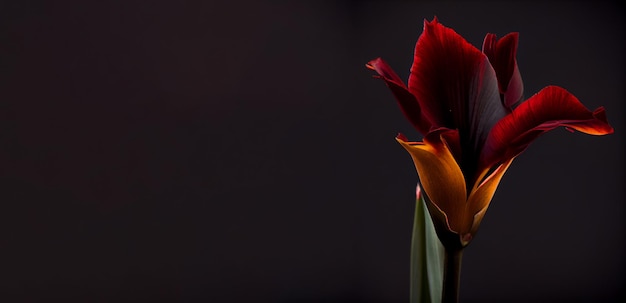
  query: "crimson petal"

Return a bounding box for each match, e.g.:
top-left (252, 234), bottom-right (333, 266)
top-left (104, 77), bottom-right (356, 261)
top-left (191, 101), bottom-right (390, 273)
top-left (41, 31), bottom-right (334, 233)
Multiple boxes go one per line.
top-left (482, 33), bottom-right (524, 108)
top-left (409, 18), bottom-right (487, 130)
top-left (408, 18), bottom-right (506, 180)
top-left (409, 19), bottom-right (507, 139)
top-left (481, 86), bottom-right (614, 168)
top-left (367, 58), bottom-right (431, 134)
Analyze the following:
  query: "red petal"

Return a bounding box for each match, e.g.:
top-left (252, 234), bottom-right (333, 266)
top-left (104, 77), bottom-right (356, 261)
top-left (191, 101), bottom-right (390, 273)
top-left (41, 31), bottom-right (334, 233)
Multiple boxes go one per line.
top-left (482, 33), bottom-right (524, 108)
top-left (367, 58), bottom-right (431, 134)
top-left (408, 19), bottom-right (506, 160)
top-left (481, 86), bottom-right (614, 168)
top-left (409, 18), bottom-right (488, 128)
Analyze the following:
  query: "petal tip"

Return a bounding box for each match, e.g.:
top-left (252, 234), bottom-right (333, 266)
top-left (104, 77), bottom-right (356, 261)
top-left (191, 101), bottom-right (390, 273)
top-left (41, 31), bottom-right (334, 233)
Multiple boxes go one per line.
top-left (366, 57), bottom-right (381, 69)
top-left (424, 16), bottom-right (439, 30)
top-left (396, 132), bottom-right (408, 142)
top-left (594, 113), bottom-right (614, 135)
top-left (482, 33), bottom-right (496, 53)
top-left (592, 107), bottom-right (614, 134)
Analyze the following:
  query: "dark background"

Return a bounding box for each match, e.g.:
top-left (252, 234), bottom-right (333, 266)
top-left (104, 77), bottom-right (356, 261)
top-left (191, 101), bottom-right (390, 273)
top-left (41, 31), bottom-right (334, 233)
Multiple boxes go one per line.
top-left (0, 1), bottom-right (623, 302)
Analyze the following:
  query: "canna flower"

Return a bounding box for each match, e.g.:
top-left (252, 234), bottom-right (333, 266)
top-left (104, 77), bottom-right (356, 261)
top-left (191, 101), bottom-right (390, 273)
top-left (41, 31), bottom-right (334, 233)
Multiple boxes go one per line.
top-left (367, 17), bottom-right (613, 250)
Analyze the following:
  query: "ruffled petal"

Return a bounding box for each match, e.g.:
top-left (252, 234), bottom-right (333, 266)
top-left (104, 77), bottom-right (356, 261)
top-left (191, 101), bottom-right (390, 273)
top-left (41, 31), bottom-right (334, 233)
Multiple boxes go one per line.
top-left (367, 58), bottom-right (431, 134)
top-left (396, 130), bottom-right (467, 234)
top-left (481, 86), bottom-right (614, 168)
top-left (482, 33), bottom-right (524, 108)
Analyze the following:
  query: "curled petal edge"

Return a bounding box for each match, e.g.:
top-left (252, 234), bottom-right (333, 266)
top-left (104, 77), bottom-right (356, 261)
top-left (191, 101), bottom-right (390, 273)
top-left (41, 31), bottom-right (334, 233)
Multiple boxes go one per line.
top-left (481, 85), bottom-right (614, 169)
top-left (482, 32), bottom-right (524, 108)
top-left (396, 131), bottom-right (467, 236)
top-left (467, 157), bottom-right (515, 241)
top-left (367, 58), bottom-right (431, 134)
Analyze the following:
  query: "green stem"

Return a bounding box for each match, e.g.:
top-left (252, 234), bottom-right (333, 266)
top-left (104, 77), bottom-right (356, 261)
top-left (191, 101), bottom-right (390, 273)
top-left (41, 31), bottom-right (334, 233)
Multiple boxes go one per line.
top-left (442, 248), bottom-right (463, 303)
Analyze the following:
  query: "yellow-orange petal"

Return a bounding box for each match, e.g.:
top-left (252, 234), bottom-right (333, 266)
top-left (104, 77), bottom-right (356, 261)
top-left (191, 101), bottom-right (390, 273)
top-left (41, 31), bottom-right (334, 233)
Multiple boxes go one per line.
top-left (396, 132), bottom-right (467, 234)
top-left (466, 157), bottom-right (515, 238)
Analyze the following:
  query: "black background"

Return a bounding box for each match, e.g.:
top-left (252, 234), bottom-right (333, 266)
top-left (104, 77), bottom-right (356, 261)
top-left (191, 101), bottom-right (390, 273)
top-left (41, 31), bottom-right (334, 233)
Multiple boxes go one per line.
top-left (0, 1), bottom-right (624, 302)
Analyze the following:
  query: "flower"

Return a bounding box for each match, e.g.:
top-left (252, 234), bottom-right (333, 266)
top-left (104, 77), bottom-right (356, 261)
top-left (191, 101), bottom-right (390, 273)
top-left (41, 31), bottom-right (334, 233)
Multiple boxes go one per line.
top-left (367, 17), bottom-right (613, 249)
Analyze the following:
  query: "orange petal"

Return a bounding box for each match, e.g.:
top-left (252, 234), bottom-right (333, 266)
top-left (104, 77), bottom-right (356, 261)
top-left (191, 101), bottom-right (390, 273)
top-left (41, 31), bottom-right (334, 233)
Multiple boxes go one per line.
top-left (466, 157), bottom-right (515, 238)
top-left (396, 132), bottom-right (467, 234)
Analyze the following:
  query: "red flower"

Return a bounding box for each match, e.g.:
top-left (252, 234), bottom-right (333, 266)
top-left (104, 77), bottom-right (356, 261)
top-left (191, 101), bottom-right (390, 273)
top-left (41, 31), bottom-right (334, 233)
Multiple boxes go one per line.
top-left (367, 17), bottom-right (613, 249)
